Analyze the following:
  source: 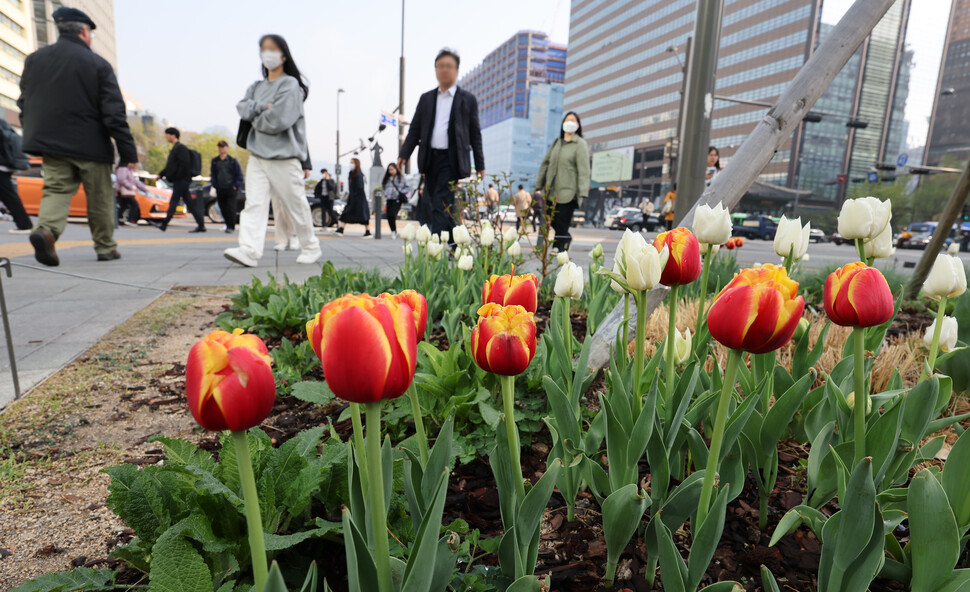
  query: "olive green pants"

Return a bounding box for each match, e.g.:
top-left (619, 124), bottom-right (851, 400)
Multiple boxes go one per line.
top-left (37, 155), bottom-right (116, 255)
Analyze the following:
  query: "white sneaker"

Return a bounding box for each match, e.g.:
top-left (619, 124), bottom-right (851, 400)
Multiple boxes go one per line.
top-left (8, 228), bottom-right (31, 235)
top-left (391, 231), bottom-right (398, 239)
top-left (296, 249), bottom-right (322, 265)
top-left (289, 237), bottom-right (300, 250)
top-left (224, 247), bottom-right (258, 268)
top-left (273, 242), bottom-right (288, 252)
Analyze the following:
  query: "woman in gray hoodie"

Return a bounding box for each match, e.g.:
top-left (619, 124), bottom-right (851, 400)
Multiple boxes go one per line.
top-left (224, 34), bottom-right (322, 268)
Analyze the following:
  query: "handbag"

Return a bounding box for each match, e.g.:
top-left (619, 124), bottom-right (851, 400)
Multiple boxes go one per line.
top-left (236, 119), bottom-right (252, 150)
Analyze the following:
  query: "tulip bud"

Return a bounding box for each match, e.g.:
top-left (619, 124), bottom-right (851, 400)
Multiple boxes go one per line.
top-left (400, 223), bottom-right (417, 241)
top-left (707, 264), bottom-right (805, 353)
top-left (794, 317), bottom-right (811, 341)
top-left (186, 329), bottom-right (276, 432)
top-left (507, 241), bottom-right (521, 257)
top-left (837, 196), bottom-right (891, 241)
top-left (471, 303), bottom-right (537, 376)
top-left (403, 243), bottom-right (412, 256)
top-left (427, 241), bottom-right (444, 260)
top-left (453, 225), bottom-right (472, 245)
top-left (458, 254), bottom-right (474, 271)
top-left (667, 328), bottom-right (692, 365)
top-left (693, 202), bottom-right (733, 246)
top-left (824, 262), bottom-right (895, 327)
top-left (724, 238), bottom-right (736, 250)
top-left (415, 224), bottom-right (432, 244)
top-left (864, 224), bottom-right (895, 259)
top-left (699, 242), bottom-right (720, 256)
top-left (924, 254), bottom-right (967, 300)
top-left (591, 243), bottom-right (604, 260)
top-left (653, 227), bottom-right (702, 286)
top-left (773, 216), bottom-right (810, 260)
top-left (949, 242), bottom-right (961, 255)
top-left (554, 261), bottom-right (584, 299)
top-left (557, 251), bottom-right (570, 265)
top-left (483, 272), bottom-right (538, 312)
top-left (846, 391), bottom-right (872, 415)
top-left (439, 231), bottom-right (449, 244)
top-left (503, 226), bottom-right (519, 244)
top-left (626, 243), bottom-right (669, 291)
top-left (801, 253), bottom-right (810, 262)
top-left (480, 225), bottom-right (495, 247)
top-left (925, 315), bottom-right (959, 353)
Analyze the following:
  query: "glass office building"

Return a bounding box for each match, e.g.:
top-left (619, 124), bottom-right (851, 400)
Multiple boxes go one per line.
top-left (926, 0), bottom-right (970, 165)
top-left (460, 31), bottom-right (567, 186)
top-left (564, 0), bottom-right (820, 203)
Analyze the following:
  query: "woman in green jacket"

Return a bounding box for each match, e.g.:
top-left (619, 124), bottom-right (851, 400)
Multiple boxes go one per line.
top-left (537, 111), bottom-right (590, 251)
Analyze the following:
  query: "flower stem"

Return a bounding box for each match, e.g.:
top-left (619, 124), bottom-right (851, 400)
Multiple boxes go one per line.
top-left (633, 291), bottom-right (647, 417)
top-left (407, 384), bottom-right (429, 467)
top-left (694, 245), bottom-right (713, 345)
top-left (622, 293), bottom-right (630, 355)
top-left (698, 348), bottom-right (742, 526)
top-left (350, 402), bottom-right (367, 475)
top-left (855, 238), bottom-right (866, 263)
top-left (561, 297), bottom-right (574, 398)
top-left (365, 401), bottom-right (392, 592)
top-left (231, 431), bottom-right (268, 591)
top-left (501, 374), bottom-right (526, 503)
top-left (665, 285), bottom-right (680, 403)
top-left (853, 327), bottom-right (867, 465)
top-left (920, 296), bottom-right (948, 382)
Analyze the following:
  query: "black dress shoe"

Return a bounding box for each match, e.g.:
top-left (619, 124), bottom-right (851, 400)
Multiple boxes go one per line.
top-left (29, 227), bottom-right (58, 267)
top-left (189, 227), bottom-right (206, 233)
top-left (97, 250), bottom-right (121, 261)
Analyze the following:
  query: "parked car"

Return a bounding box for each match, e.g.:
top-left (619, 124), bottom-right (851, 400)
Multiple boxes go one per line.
top-left (572, 208), bottom-right (586, 227)
top-left (17, 159), bottom-right (183, 221)
top-left (830, 231), bottom-right (851, 246)
top-left (199, 183), bottom-right (342, 228)
top-left (903, 222), bottom-right (962, 250)
top-left (609, 207), bottom-right (646, 232)
top-left (809, 228), bottom-right (827, 243)
top-left (733, 214), bottom-right (777, 240)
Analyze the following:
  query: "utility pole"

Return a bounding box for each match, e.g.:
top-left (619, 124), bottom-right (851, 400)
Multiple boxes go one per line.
top-left (673, 0), bottom-right (725, 225)
top-left (336, 88), bottom-right (345, 182)
top-left (667, 37), bottom-right (692, 190)
top-left (399, 0), bottom-right (407, 173)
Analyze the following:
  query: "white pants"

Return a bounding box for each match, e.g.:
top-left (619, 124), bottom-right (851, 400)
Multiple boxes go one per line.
top-left (271, 193), bottom-right (298, 247)
top-left (238, 156), bottom-right (320, 260)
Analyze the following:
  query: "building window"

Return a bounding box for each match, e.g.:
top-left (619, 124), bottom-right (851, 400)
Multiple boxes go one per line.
top-left (0, 64), bottom-right (19, 84)
top-left (0, 93), bottom-right (16, 110)
top-left (0, 10), bottom-right (23, 36)
top-left (0, 38), bottom-right (24, 61)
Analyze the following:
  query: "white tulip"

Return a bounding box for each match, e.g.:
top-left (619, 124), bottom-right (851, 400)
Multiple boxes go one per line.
top-left (400, 223), bottom-right (417, 241)
top-left (557, 251), bottom-right (570, 265)
top-left (427, 241), bottom-right (443, 260)
top-left (431, 234), bottom-right (441, 245)
top-left (925, 315), bottom-right (959, 353)
top-left (416, 224), bottom-right (432, 244)
top-left (507, 241), bottom-right (521, 257)
top-left (611, 229), bottom-right (650, 293)
top-left (453, 225), bottom-right (472, 245)
top-left (554, 261), bottom-right (584, 299)
top-left (481, 219), bottom-right (492, 229)
top-left (864, 224), bottom-right (895, 259)
top-left (503, 226), bottom-right (519, 244)
top-left (698, 242), bottom-right (720, 256)
top-left (480, 225), bottom-right (495, 247)
top-left (625, 243), bottom-right (669, 292)
top-left (773, 216), bottom-right (810, 260)
top-left (949, 242), bottom-right (961, 255)
top-left (693, 202), bottom-right (732, 245)
top-left (837, 196), bottom-right (892, 241)
top-left (667, 328), bottom-right (692, 365)
top-left (439, 231), bottom-right (449, 244)
top-left (802, 253), bottom-right (810, 262)
top-left (457, 254), bottom-right (474, 271)
top-left (924, 254), bottom-right (967, 299)
top-left (402, 243), bottom-right (412, 256)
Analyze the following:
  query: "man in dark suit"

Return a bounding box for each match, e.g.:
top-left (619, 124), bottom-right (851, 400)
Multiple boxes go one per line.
top-left (398, 47), bottom-right (484, 240)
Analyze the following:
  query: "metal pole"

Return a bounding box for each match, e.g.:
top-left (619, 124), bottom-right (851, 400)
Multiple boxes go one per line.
top-left (674, 0), bottom-right (725, 225)
top-left (905, 163), bottom-right (970, 299)
top-left (668, 37), bottom-right (691, 190)
top-left (399, 0), bottom-right (408, 173)
top-left (336, 88), bottom-right (344, 193)
top-left (0, 258), bottom-right (20, 400)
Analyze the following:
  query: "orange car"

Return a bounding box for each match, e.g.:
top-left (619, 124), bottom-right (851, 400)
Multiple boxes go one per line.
top-left (16, 158), bottom-right (184, 220)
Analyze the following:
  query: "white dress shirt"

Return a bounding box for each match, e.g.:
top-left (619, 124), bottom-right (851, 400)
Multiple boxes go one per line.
top-left (431, 85), bottom-right (456, 150)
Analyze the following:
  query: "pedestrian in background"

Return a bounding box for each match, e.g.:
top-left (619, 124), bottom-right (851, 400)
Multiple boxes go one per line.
top-left (19, 7), bottom-right (137, 265)
top-left (114, 162), bottom-right (147, 226)
top-left (210, 140), bottom-right (244, 233)
top-left (537, 111), bottom-right (589, 252)
top-left (531, 188), bottom-right (544, 233)
top-left (662, 183), bottom-right (676, 230)
top-left (157, 127), bottom-right (206, 233)
top-left (513, 184), bottom-right (532, 233)
top-left (314, 168), bottom-right (337, 227)
top-left (225, 34), bottom-right (321, 268)
top-left (398, 47), bottom-right (485, 242)
top-left (0, 118), bottom-right (32, 234)
top-left (638, 194), bottom-right (655, 217)
top-left (706, 146), bottom-right (721, 186)
top-left (337, 157), bottom-right (370, 236)
top-left (485, 183), bottom-right (499, 216)
top-left (382, 162), bottom-right (409, 238)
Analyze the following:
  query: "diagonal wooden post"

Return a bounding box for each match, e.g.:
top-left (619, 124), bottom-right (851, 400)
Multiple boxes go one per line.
top-left (587, 0), bottom-right (899, 368)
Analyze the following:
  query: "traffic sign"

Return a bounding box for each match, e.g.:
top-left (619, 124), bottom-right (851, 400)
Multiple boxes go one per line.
top-left (867, 171), bottom-right (878, 183)
top-left (837, 174), bottom-right (847, 185)
top-left (897, 153), bottom-right (909, 167)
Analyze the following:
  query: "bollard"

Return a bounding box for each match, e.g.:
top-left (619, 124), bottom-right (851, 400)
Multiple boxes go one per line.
top-left (0, 258), bottom-right (19, 399)
top-left (373, 188), bottom-right (383, 240)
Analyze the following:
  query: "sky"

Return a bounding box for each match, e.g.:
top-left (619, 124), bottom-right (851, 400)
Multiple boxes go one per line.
top-left (115, 0), bottom-right (950, 172)
top-left (115, 0), bottom-right (571, 173)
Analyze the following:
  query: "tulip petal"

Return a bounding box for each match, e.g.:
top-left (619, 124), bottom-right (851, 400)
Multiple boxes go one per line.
top-left (212, 347), bottom-right (277, 431)
top-left (319, 306), bottom-right (393, 403)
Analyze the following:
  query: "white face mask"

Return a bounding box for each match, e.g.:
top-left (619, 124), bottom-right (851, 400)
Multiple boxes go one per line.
top-left (562, 120), bottom-right (579, 134)
top-left (261, 50), bottom-right (283, 71)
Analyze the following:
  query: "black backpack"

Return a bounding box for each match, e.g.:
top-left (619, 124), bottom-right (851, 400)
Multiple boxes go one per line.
top-left (188, 148), bottom-right (202, 177)
top-left (0, 125), bottom-right (28, 170)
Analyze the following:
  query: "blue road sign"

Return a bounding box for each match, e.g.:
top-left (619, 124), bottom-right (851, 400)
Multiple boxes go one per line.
top-left (868, 171), bottom-right (879, 183)
top-left (897, 153), bottom-right (909, 167)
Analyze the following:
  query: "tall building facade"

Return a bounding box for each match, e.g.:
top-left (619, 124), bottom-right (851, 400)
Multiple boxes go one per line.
top-left (32, 0), bottom-right (116, 71)
top-left (460, 31), bottom-right (566, 185)
top-left (0, 0), bottom-right (32, 115)
top-left (795, 1), bottom-right (913, 205)
top-left (564, 0), bottom-right (820, 203)
top-left (926, 0), bottom-right (970, 166)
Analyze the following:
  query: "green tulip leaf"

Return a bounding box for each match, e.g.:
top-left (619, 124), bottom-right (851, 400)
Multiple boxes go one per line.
top-left (910, 469), bottom-right (961, 592)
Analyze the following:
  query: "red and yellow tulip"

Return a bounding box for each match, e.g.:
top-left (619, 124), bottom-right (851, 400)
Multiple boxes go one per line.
top-left (471, 303), bottom-right (537, 376)
top-left (482, 272), bottom-right (538, 313)
top-left (824, 262), bottom-right (895, 328)
top-left (186, 329), bottom-right (276, 432)
top-left (653, 227), bottom-right (702, 286)
top-left (310, 294), bottom-right (417, 403)
top-left (707, 264), bottom-right (805, 354)
top-left (380, 289), bottom-right (428, 339)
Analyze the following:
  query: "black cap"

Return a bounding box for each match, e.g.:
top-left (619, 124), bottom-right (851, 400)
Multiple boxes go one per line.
top-left (52, 7), bottom-right (96, 30)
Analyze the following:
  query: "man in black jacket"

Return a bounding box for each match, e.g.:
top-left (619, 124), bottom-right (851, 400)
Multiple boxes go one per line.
top-left (19, 7), bottom-right (137, 266)
top-left (156, 127), bottom-right (205, 232)
top-left (398, 48), bottom-right (484, 239)
top-left (313, 169), bottom-right (337, 227)
top-left (210, 141), bottom-right (243, 233)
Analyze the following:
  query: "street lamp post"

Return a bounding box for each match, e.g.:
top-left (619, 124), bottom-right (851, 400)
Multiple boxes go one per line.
top-left (336, 88), bottom-right (345, 185)
top-left (399, 0), bottom-right (407, 172)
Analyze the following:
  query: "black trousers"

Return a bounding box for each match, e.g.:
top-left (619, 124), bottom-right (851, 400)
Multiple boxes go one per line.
top-left (216, 187), bottom-right (238, 230)
top-left (0, 171), bottom-right (31, 230)
top-left (116, 193), bottom-right (140, 223)
top-left (386, 199), bottom-right (402, 232)
top-left (551, 198), bottom-right (577, 251)
top-left (426, 150), bottom-right (458, 239)
top-left (163, 179), bottom-right (205, 228)
top-left (320, 196), bottom-right (337, 226)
